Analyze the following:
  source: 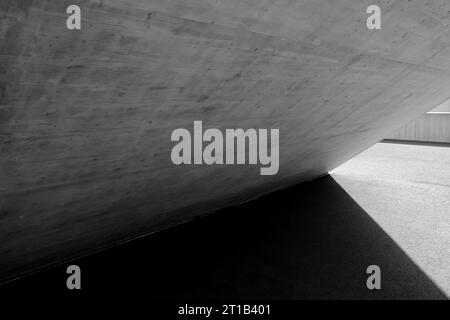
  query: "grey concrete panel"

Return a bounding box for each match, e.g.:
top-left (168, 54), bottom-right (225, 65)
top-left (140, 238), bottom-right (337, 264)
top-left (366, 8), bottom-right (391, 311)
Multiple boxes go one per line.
top-left (1, 0), bottom-right (450, 281)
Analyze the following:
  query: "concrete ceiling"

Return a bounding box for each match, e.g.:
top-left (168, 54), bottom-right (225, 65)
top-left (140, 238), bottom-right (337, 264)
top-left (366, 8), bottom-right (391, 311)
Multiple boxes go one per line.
top-left (2, 0), bottom-right (450, 281)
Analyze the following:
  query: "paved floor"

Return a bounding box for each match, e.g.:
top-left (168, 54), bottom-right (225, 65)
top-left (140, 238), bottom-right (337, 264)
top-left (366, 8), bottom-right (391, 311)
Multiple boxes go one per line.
top-left (2, 141), bottom-right (449, 299)
top-left (331, 140), bottom-right (450, 298)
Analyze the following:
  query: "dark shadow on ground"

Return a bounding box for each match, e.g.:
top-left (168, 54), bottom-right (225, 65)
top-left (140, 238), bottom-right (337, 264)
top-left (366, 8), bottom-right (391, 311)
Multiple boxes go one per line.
top-left (1, 175), bottom-right (447, 299)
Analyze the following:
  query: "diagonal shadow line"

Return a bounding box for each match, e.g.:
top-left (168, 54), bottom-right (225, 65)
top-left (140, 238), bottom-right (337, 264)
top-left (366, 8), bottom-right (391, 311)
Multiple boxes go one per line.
top-left (382, 139), bottom-right (450, 148)
top-left (1, 175), bottom-right (447, 299)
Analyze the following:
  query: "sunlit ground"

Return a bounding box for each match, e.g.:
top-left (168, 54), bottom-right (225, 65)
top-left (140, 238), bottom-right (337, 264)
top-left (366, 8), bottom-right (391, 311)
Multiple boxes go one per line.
top-left (331, 141), bottom-right (450, 297)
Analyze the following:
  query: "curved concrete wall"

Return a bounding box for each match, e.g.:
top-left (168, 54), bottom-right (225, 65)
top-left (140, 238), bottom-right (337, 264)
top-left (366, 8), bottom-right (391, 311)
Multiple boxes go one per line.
top-left (2, 0), bottom-right (450, 281)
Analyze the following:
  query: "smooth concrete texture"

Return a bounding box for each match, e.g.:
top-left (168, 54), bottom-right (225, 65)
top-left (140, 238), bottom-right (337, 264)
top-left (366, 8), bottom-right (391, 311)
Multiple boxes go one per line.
top-left (3, 0), bottom-right (450, 281)
top-left (2, 142), bottom-right (448, 299)
top-left (427, 99), bottom-right (450, 112)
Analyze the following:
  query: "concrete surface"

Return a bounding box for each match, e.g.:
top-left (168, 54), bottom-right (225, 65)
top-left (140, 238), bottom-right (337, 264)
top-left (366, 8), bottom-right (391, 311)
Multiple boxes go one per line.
top-left (3, 0), bottom-right (450, 281)
top-left (426, 99), bottom-right (450, 112)
top-left (2, 142), bottom-right (448, 299)
top-left (332, 141), bottom-right (450, 297)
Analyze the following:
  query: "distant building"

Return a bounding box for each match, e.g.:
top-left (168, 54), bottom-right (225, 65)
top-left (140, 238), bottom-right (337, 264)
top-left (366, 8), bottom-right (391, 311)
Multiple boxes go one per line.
top-left (386, 100), bottom-right (450, 143)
